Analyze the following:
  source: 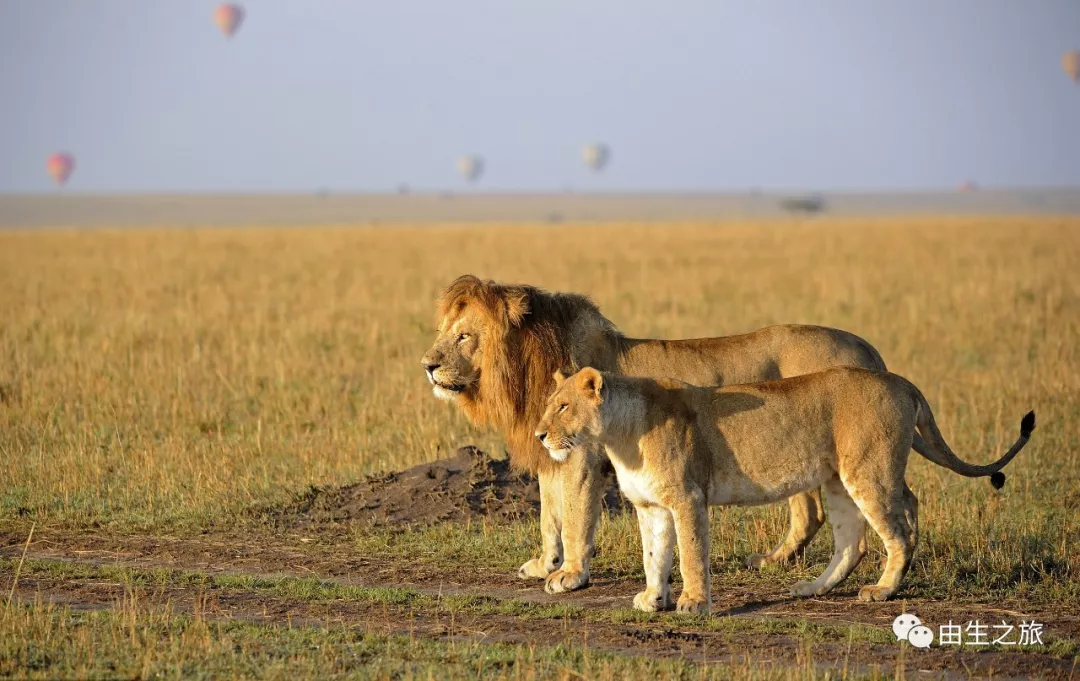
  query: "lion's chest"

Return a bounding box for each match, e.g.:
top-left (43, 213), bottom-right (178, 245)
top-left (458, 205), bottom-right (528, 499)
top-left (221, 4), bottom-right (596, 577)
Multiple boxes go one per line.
top-left (606, 456), bottom-right (662, 508)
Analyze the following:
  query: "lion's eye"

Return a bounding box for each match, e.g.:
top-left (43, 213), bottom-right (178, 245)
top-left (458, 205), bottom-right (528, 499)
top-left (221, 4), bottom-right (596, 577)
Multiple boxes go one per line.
top-left (557, 404), bottom-right (567, 413)
top-left (457, 333), bottom-right (470, 343)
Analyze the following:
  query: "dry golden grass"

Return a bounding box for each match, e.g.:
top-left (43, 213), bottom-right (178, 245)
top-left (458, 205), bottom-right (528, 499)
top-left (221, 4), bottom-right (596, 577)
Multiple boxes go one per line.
top-left (3, 215), bottom-right (1080, 679)
top-left (1, 216), bottom-right (1078, 539)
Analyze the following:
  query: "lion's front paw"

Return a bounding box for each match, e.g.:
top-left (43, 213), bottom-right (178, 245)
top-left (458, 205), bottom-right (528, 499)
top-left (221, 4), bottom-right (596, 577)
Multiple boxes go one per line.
top-left (632, 588), bottom-right (672, 612)
top-left (544, 567), bottom-right (589, 594)
top-left (518, 555), bottom-right (561, 580)
top-left (789, 580), bottom-right (820, 598)
top-left (857, 585), bottom-right (896, 602)
top-left (676, 593), bottom-right (710, 615)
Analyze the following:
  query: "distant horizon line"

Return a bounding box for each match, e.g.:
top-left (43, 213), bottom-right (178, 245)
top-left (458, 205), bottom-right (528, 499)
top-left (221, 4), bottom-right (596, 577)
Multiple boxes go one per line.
top-left (6, 186), bottom-right (1080, 198)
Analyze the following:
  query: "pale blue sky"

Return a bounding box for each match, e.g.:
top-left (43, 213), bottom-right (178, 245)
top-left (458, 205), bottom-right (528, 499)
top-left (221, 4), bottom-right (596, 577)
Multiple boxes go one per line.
top-left (2, 1), bottom-right (1079, 193)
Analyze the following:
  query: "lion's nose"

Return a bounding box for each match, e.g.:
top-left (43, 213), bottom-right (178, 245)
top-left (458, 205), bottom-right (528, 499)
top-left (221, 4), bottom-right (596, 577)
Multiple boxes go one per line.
top-left (422, 360), bottom-right (440, 374)
top-left (535, 432), bottom-right (547, 443)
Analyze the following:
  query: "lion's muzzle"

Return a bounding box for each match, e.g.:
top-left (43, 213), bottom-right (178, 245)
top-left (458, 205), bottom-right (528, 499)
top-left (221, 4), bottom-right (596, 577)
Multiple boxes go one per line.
top-left (422, 359), bottom-right (466, 396)
top-left (536, 431), bottom-right (573, 462)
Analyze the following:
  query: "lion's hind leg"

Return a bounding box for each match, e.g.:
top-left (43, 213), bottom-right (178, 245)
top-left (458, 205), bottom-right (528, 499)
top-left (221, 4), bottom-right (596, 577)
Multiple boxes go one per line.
top-left (790, 477), bottom-right (866, 598)
top-left (901, 482), bottom-right (918, 566)
top-left (846, 471), bottom-right (916, 603)
top-left (747, 490), bottom-right (826, 569)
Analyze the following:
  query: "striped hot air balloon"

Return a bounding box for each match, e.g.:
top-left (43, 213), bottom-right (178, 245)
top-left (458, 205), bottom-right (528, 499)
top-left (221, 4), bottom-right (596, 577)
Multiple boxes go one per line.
top-left (1063, 50), bottom-right (1080, 83)
top-left (46, 153), bottom-right (75, 187)
top-left (214, 4), bottom-right (245, 38)
top-left (457, 155), bottom-right (484, 183)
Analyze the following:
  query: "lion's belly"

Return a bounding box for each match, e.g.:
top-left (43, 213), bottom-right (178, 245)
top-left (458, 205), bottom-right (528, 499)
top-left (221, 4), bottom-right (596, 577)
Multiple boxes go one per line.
top-left (704, 444), bottom-right (829, 509)
top-left (697, 393), bottom-right (837, 506)
top-left (707, 468), bottom-right (827, 507)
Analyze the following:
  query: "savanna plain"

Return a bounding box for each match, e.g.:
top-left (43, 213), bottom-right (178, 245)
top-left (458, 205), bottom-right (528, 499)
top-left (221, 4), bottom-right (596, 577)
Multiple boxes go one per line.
top-left (1, 215), bottom-right (1078, 679)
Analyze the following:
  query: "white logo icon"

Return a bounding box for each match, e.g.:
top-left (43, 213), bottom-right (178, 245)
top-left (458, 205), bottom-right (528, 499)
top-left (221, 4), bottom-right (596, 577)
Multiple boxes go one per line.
top-left (893, 614), bottom-right (934, 648)
top-left (892, 614), bottom-right (922, 641)
top-left (907, 625), bottom-right (934, 649)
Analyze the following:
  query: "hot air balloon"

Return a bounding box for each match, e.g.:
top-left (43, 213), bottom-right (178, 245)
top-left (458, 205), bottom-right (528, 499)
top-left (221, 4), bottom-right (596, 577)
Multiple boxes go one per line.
top-left (46, 153), bottom-right (75, 187)
top-left (457, 155), bottom-right (484, 183)
top-left (1063, 51), bottom-right (1080, 83)
top-left (582, 143), bottom-right (610, 172)
top-left (214, 4), bottom-right (245, 38)
top-left (958, 180), bottom-right (978, 193)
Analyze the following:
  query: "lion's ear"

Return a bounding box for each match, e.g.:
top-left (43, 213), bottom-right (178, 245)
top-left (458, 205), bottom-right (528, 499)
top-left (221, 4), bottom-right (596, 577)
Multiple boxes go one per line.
top-left (503, 290), bottom-right (529, 326)
top-left (553, 370), bottom-right (566, 384)
top-left (577, 367), bottom-right (603, 401)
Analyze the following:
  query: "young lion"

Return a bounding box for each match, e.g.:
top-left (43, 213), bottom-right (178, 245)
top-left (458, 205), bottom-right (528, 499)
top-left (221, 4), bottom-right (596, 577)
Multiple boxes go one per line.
top-left (535, 367), bottom-right (1034, 612)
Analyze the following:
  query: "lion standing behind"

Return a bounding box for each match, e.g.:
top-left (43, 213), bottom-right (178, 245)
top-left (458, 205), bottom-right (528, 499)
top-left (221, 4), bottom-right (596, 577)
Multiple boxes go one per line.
top-left (421, 275), bottom-right (919, 593)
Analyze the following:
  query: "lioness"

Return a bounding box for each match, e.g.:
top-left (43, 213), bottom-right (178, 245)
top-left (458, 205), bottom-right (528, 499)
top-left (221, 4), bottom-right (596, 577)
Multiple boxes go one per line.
top-left (421, 275), bottom-right (927, 594)
top-left (535, 367), bottom-right (1034, 611)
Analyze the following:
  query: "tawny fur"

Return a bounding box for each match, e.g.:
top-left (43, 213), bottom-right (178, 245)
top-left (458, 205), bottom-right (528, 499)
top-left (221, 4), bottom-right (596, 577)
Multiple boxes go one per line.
top-left (535, 367), bottom-right (1034, 610)
top-left (421, 275), bottom-right (908, 592)
top-left (429, 275), bottom-right (610, 476)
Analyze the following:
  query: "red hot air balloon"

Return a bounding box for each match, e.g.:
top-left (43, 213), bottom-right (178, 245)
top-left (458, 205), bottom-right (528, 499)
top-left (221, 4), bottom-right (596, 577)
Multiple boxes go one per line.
top-left (214, 4), bottom-right (245, 38)
top-left (46, 153), bottom-right (75, 187)
top-left (1063, 50), bottom-right (1080, 84)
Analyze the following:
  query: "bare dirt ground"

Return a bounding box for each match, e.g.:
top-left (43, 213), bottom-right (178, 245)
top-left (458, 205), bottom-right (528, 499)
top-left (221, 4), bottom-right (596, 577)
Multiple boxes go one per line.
top-left (258, 446), bottom-right (624, 529)
top-left (4, 449), bottom-right (1077, 679)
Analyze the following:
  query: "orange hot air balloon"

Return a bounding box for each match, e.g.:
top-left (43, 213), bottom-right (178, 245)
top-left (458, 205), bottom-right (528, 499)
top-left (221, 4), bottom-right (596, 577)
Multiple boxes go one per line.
top-left (46, 153), bottom-right (75, 187)
top-left (214, 4), bottom-right (245, 38)
top-left (1063, 50), bottom-right (1080, 83)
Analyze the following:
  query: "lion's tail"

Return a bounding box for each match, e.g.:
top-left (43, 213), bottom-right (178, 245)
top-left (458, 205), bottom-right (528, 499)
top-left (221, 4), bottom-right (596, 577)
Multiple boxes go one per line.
top-left (911, 386), bottom-right (1034, 490)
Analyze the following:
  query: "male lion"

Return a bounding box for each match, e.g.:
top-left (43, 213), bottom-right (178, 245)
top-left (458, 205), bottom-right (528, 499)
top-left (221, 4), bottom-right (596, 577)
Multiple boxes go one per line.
top-left (420, 275), bottom-right (925, 593)
top-left (536, 367), bottom-right (1034, 611)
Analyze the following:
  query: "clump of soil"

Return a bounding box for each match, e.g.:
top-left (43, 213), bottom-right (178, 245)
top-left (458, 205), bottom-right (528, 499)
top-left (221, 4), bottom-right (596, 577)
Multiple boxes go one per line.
top-left (260, 446), bottom-right (624, 529)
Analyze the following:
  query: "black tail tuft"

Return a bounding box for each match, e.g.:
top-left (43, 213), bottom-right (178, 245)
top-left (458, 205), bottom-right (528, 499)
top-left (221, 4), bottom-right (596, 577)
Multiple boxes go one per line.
top-left (1021, 411), bottom-right (1036, 438)
top-left (990, 472), bottom-right (1006, 489)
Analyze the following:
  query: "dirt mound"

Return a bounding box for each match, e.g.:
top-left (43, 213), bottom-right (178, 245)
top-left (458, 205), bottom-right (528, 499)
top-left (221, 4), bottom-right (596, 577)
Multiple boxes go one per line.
top-left (261, 446), bottom-right (625, 529)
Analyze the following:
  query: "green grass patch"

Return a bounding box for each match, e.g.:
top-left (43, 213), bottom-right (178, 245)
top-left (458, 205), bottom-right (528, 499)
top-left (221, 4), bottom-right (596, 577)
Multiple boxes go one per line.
top-left (4, 598), bottom-right (830, 681)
